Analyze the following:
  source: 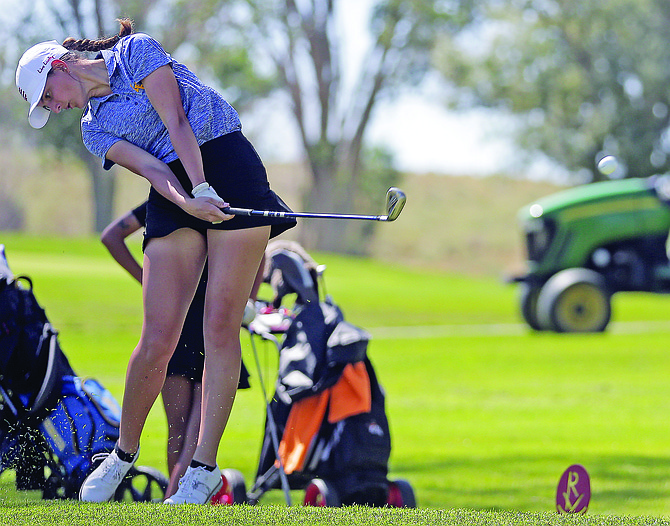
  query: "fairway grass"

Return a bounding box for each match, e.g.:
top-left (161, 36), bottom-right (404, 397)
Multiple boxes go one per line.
top-left (2, 233), bottom-right (670, 524)
top-left (3, 503), bottom-right (670, 526)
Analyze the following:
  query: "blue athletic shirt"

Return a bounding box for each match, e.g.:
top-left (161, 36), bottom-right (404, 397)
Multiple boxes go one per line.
top-left (81, 33), bottom-right (242, 170)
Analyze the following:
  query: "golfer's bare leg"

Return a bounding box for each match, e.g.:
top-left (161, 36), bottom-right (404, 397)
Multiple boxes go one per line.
top-left (192, 226), bottom-right (270, 466)
top-left (118, 229), bottom-right (206, 454)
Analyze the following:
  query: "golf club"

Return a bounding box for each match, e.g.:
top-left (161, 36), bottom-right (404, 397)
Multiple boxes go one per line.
top-left (222, 187), bottom-right (406, 222)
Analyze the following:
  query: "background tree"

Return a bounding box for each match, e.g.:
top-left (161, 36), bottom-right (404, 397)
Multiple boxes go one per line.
top-left (2, 0), bottom-right (477, 249)
top-left (156, 0), bottom-right (475, 252)
top-left (434, 0), bottom-right (670, 182)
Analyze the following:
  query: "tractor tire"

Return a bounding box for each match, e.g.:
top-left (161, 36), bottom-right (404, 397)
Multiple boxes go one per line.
top-left (519, 282), bottom-right (545, 331)
top-left (536, 268), bottom-right (611, 333)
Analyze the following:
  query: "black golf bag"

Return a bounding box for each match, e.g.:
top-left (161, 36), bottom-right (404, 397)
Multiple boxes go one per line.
top-left (251, 299), bottom-right (392, 505)
top-left (0, 246), bottom-right (168, 501)
top-left (235, 241), bottom-right (416, 507)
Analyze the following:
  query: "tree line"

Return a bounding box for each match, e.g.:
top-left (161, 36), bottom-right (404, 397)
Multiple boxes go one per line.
top-left (1, 0), bottom-right (668, 252)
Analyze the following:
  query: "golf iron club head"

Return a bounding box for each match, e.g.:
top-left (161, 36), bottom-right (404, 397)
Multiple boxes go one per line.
top-left (385, 187), bottom-right (407, 221)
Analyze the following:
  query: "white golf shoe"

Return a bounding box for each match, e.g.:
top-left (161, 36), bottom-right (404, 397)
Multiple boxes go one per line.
top-left (79, 447), bottom-right (139, 502)
top-left (164, 465), bottom-right (223, 505)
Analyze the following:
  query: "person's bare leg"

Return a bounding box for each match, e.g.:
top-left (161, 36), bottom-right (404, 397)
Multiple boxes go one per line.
top-left (192, 226), bottom-right (270, 466)
top-left (162, 376), bottom-right (190, 475)
top-left (117, 229), bottom-right (206, 454)
top-left (162, 377), bottom-right (201, 497)
top-left (250, 253), bottom-right (266, 301)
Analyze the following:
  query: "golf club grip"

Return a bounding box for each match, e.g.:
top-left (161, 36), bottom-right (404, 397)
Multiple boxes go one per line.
top-left (223, 207), bottom-right (285, 218)
top-left (222, 207), bottom-right (387, 221)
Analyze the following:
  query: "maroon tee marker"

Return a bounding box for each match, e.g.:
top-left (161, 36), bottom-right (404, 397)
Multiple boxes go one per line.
top-left (556, 464), bottom-right (590, 514)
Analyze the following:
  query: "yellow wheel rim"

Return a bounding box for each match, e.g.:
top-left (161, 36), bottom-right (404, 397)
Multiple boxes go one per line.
top-left (555, 283), bottom-right (608, 332)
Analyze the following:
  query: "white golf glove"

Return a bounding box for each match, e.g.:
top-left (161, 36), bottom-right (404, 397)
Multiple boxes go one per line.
top-left (192, 182), bottom-right (222, 201)
top-left (192, 182), bottom-right (224, 223)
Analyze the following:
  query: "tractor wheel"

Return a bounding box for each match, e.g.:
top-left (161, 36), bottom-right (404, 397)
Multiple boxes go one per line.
top-left (536, 268), bottom-right (611, 333)
top-left (303, 478), bottom-right (341, 507)
top-left (519, 282), bottom-right (545, 331)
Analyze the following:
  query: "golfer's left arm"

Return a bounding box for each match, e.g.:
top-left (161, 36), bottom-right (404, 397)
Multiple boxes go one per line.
top-left (140, 66), bottom-right (202, 185)
top-left (141, 65), bottom-right (230, 209)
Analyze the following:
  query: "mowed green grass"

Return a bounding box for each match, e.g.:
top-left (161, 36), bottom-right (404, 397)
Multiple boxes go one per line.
top-left (2, 233), bottom-right (670, 523)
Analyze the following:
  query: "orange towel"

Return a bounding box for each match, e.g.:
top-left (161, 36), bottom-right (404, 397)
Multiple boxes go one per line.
top-left (277, 362), bottom-right (371, 474)
top-left (328, 361), bottom-right (371, 423)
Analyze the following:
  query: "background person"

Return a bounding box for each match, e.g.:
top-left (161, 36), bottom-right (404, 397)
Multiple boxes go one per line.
top-left (16, 18), bottom-right (296, 504)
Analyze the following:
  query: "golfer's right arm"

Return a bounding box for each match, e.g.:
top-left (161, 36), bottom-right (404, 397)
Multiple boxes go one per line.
top-left (105, 140), bottom-right (229, 224)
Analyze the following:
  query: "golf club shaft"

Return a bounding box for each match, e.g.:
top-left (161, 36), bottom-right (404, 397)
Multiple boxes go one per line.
top-left (223, 207), bottom-right (391, 221)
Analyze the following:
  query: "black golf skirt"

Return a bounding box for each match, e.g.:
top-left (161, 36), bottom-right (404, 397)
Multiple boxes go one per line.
top-left (167, 273), bottom-right (251, 389)
top-left (144, 131), bottom-right (296, 246)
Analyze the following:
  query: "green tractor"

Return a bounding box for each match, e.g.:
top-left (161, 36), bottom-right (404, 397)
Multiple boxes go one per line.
top-left (511, 175), bottom-right (670, 332)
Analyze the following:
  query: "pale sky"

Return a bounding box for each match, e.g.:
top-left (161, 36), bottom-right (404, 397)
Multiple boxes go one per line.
top-left (248, 85), bottom-right (521, 177)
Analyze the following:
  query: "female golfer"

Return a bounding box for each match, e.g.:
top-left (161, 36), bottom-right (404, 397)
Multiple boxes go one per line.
top-left (16, 19), bottom-right (296, 504)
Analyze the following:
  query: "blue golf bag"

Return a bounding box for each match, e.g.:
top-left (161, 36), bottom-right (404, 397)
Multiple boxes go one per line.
top-left (0, 245), bottom-right (168, 501)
